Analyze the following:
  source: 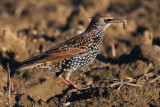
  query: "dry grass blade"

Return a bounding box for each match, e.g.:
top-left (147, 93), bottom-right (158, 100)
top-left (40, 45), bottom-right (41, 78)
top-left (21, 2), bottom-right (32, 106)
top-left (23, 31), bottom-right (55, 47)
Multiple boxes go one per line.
top-left (110, 81), bottom-right (142, 90)
top-left (111, 43), bottom-right (116, 58)
top-left (149, 76), bottom-right (160, 83)
top-left (7, 63), bottom-right (11, 107)
top-left (137, 63), bottom-right (153, 81)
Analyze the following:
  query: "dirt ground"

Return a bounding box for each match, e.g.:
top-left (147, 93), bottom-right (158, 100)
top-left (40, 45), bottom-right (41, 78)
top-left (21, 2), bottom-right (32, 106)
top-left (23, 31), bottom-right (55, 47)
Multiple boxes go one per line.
top-left (0, 0), bottom-right (160, 106)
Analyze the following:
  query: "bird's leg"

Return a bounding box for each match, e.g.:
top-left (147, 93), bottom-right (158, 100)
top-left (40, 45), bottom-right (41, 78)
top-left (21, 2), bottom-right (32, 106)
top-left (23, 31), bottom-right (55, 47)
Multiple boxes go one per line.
top-left (64, 71), bottom-right (82, 89)
top-left (58, 74), bottom-right (71, 85)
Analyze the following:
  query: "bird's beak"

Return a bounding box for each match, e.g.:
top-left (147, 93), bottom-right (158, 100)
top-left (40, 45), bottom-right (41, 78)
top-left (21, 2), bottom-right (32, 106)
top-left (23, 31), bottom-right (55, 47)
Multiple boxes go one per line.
top-left (105, 18), bottom-right (127, 24)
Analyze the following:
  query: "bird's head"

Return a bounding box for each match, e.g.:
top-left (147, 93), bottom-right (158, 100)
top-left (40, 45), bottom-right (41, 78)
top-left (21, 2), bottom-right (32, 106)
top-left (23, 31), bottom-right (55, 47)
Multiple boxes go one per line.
top-left (87, 15), bottom-right (127, 31)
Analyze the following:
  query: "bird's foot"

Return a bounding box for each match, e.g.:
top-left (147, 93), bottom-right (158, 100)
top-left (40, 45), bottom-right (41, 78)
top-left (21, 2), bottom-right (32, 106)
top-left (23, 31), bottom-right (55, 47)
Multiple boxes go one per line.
top-left (67, 85), bottom-right (90, 93)
top-left (66, 79), bottom-right (82, 89)
top-left (58, 74), bottom-right (90, 91)
top-left (58, 75), bottom-right (88, 90)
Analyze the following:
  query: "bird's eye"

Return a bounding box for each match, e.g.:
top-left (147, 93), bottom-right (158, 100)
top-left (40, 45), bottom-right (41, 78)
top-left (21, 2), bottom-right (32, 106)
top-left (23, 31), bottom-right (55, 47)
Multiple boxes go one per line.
top-left (105, 19), bottom-right (112, 21)
top-left (104, 19), bottom-right (112, 23)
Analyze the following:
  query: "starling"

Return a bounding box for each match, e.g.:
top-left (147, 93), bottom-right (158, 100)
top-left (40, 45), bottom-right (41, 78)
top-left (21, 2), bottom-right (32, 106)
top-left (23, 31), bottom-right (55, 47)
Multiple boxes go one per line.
top-left (16, 15), bottom-right (127, 89)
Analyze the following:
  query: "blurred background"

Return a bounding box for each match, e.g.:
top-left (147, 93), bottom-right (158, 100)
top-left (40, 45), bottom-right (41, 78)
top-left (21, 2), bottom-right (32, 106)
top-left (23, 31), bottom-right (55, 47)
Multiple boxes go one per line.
top-left (0, 0), bottom-right (160, 106)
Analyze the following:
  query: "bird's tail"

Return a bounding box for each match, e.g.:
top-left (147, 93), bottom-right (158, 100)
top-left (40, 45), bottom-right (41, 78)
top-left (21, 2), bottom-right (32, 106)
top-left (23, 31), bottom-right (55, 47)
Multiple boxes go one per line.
top-left (14, 52), bottom-right (47, 71)
top-left (14, 63), bottom-right (42, 71)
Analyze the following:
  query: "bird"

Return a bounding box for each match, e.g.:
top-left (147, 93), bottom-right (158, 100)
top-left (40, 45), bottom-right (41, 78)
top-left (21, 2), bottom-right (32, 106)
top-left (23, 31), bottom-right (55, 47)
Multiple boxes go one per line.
top-left (15, 15), bottom-right (127, 89)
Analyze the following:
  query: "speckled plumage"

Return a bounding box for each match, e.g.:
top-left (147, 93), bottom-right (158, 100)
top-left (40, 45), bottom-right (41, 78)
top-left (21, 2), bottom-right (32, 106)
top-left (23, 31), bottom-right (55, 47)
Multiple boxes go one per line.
top-left (18, 29), bottom-right (103, 72)
top-left (16, 15), bottom-right (127, 89)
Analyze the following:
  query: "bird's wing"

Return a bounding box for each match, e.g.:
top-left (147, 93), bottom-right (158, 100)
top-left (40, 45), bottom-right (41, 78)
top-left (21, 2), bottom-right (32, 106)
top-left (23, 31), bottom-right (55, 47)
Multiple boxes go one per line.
top-left (16, 33), bottom-right (93, 70)
top-left (40, 47), bottom-right (90, 63)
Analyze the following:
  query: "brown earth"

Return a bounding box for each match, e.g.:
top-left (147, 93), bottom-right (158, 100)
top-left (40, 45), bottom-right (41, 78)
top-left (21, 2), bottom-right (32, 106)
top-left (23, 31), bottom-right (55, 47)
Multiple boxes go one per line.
top-left (0, 0), bottom-right (160, 106)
